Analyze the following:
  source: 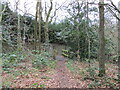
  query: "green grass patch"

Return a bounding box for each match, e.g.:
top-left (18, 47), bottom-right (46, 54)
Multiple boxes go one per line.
top-left (66, 60), bottom-right (77, 72)
top-left (47, 60), bottom-right (57, 69)
top-left (66, 60), bottom-right (87, 76)
top-left (41, 76), bottom-right (51, 80)
top-left (32, 83), bottom-right (46, 88)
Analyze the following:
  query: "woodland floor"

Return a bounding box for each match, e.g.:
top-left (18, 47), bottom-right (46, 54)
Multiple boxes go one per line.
top-left (52, 55), bottom-right (87, 88)
top-left (2, 55), bottom-right (119, 88)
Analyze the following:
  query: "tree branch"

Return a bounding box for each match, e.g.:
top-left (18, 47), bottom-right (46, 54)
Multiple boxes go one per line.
top-left (109, 0), bottom-right (120, 14)
top-left (49, 0), bottom-right (67, 23)
top-left (45, 0), bottom-right (53, 23)
top-left (105, 5), bottom-right (120, 21)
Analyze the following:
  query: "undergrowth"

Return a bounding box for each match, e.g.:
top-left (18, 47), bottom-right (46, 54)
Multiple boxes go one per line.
top-left (32, 51), bottom-right (57, 69)
top-left (2, 50), bottom-right (57, 88)
top-left (66, 60), bottom-right (119, 89)
top-left (2, 51), bottom-right (26, 72)
top-left (66, 60), bottom-right (77, 73)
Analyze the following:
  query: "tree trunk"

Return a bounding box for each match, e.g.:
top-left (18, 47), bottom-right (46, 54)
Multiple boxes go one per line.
top-left (85, 0), bottom-right (91, 67)
top-left (87, 1), bottom-right (90, 60)
top-left (98, 0), bottom-right (106, 77)
top-left (17, 0), bottom-right (22, 51)
top-left (44, 0), bottom-right (53, 44)
top-left (118, 1), bottom-right (120, 84)
top-left (0, 1), bottom-right (3, 89)
top-left (34, 2), bottom-right (38, 52)
top-left (38, 1), bottom-right (42, 53)
top-left (44, 22), bottom-right (49, 44)
top-left (22, 2), bottom-right (27, 49)
top-left (23, 16), bottom-right (26, 48)
top-left (17, 13), bottom-right (22, 50)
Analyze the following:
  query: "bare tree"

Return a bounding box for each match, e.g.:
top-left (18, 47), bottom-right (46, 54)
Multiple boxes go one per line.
top-left (44, 0), bottom-right (53, 44)
top-left (86, 0), bottom-right (90, 60)
top-left (105, 0), bottom-right (120, 21)
top-left (38, 0), bottom-right (42, 53)
top-left (44, 0), bottom-right (65, 44)
top-left (98, 0), bottom-right (106, 77)
top-left (34, 2), bottom-right (38, 52)
top-left (33, 0), bottom-right (42, 53)
top-left (22, 1), bottom-right (27, 48)
top-left (105, 0), bottom-right (120, 81)
top-left (17, 1), bottom-right (22, 51)
top-left (14, 0), bottom-right (22, 51)
top-left (118, 1), bottom-right (120, 85)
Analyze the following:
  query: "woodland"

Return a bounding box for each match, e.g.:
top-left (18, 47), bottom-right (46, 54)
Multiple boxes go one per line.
top-left (0, 0), bottom-right (120, 89)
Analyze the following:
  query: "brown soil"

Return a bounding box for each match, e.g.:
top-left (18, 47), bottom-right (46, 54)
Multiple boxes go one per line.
top-left (2, 55), bottom-right (88, 88)
top-left (51, 55), bottom-right (87, 88)
top-left (2, 55), bottom-right (118, 88)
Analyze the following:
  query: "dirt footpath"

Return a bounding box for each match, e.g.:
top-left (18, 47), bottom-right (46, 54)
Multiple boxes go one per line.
top-left (53, 55), bottom-right (85, 88)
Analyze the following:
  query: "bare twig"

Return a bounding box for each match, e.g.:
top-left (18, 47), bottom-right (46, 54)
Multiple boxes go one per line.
top-left (105, 5), bottom-right (120, 21)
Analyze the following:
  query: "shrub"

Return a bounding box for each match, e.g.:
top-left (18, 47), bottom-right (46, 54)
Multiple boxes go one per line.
top-left (2, 51), bottom-right (25, 70)
top-left (32, 52), bottom-right (56, 69)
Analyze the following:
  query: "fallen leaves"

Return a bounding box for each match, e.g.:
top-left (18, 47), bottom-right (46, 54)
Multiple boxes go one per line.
top-left (2, 56), bottom-right (119, 88)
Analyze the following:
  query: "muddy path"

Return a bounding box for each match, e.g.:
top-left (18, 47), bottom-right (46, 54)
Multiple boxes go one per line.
top-left (54, 55), bottom-right (83, 88)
